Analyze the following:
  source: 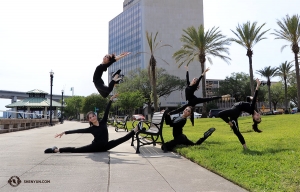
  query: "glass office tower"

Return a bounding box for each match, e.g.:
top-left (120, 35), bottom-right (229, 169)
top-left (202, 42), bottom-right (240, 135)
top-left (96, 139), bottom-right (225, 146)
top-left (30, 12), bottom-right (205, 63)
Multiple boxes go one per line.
top-left (108, 1), bottom-right (143, 80)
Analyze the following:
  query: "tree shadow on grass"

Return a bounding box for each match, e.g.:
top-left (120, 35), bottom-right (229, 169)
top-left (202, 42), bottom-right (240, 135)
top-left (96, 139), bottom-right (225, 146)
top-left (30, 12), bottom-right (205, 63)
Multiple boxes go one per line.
top-left (243, 148), bottom-right (290, 156)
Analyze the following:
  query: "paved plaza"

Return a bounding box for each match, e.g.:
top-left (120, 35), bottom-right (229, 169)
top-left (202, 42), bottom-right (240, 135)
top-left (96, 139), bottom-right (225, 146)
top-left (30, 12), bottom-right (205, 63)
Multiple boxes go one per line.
top-left (0, 121), bottom-right (247, 192)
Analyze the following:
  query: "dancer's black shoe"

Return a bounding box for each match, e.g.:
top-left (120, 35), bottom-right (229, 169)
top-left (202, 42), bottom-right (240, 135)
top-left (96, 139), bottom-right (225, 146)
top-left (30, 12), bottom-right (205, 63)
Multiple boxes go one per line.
top-left (112, 69), bottom-right (121, 78)
top-left (114, 77), bottom-right (123, 84)
top-left (195, 127), bottom-right (216, 145)
top-left (253, 127), bottom-right (263, 133)
top-left (204, 127), bottom-right (216, 138)
top-left (44, 146), bottom-right (58, 153)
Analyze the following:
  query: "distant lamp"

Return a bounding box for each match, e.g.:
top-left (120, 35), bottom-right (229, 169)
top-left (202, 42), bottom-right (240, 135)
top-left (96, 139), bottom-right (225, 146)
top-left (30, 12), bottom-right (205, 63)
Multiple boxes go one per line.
top-left (49, 70), bottom-right (54, 126)
top-left (61, 89), bottom-right (64, 124)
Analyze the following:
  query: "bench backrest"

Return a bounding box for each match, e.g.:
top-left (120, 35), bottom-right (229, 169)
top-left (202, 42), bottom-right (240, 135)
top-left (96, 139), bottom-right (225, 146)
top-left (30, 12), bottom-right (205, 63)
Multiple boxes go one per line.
top-left (150, 112), bottom-right (165, 132)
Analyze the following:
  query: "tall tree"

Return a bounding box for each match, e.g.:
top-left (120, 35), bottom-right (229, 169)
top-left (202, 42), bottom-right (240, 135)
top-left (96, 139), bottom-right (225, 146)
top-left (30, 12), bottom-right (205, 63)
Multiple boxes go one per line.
top-left (81, 93), bottom-right (108, 115)
top-left (272, 14), bottom-right (300, 112)
top-left (173, 25), bottom-right (231, 117)
top-left (276, 61), bottom-right (294, 113)
top-left (137, 31), bottom-right (171, 112)
top-left (287, 73), bottom-right (298, 106)
top-left (114, 91), bottom-right (145, 120)
top-left (64, 96), bottom-right (85, 120)
top-left (256, 66), bottom-right (279, 112)
top-left (269, 82), bottom-right (285, 111)
top-left (116, 68), bottom-right (185, 120)
top-left (218, 72), bottom-right (252, 102)
top-left (230, 21), bottom-right (270, 94)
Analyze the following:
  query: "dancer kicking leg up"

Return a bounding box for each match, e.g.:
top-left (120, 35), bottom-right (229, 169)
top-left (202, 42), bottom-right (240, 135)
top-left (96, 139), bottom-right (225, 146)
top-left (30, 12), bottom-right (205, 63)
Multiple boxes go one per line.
top-left (218, 78), bottom-right (263, 150)
top-left (93, 52), bottom-right (130, 98)
top-left (168, 66), bottom-right (230, 125)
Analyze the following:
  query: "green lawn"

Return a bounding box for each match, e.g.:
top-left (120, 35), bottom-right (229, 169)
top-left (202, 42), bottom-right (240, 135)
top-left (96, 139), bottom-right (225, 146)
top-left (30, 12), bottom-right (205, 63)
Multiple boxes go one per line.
top-left (127, 113), bottom-right (300, 192)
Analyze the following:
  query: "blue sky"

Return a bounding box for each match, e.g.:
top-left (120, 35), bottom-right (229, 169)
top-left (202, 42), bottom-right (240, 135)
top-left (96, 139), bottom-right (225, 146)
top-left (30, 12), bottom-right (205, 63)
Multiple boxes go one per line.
top-left (0, 0), bottom-right (299, 114)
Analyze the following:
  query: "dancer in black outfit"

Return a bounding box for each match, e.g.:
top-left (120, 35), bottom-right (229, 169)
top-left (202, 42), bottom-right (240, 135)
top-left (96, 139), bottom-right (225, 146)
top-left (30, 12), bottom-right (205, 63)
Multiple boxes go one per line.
top-left (162, 106), bottom-right (216, 151)
top-left (169, 66), bottom-right (230, 125)
top-left (93, 52), bottom-right (130, 98)
top-left (44, 94), bottom-right (142, 153)
top-left (218, 78), bottom-right (262, 150)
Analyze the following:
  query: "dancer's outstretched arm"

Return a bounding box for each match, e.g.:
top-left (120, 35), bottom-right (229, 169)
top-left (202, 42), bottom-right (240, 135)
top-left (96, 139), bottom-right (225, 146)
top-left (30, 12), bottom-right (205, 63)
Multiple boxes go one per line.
top-left (55, 127), bottom-right (92, 138)
top-left (250, 78), bottom-right (261, 111)
top-left (185, 66), bottom-right (190, 85)
top-left (115, 52), bottom-right (131, 61)
top-left (195, 67), bottom-right (210, 87)
top-left (101, 94), bottom-right (118, 123)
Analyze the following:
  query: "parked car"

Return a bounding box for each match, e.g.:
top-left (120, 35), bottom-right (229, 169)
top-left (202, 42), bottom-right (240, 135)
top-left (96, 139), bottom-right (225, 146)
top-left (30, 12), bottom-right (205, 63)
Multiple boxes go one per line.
top-left (132, 114), bottom-right (145, 120)
top-left (291, 107), bottom-right (298, 114)
top-left (208, 109), bottom-right (223, 118)
top-left (194, 112), bottom-right (202, 118)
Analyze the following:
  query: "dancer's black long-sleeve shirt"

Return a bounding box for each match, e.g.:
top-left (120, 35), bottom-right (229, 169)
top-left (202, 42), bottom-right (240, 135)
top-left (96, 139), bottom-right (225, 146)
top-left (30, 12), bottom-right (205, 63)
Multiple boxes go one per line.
top-left (185, 71), bottom-right (203, 101)
top-left (165, 115), bottom-right (187, 138)
top-left (219, 90), bottom-right (258, 123)
top-left (64, 100), bottom-right (112, 145)
top-left (93, 58), bottom-right (116, 82)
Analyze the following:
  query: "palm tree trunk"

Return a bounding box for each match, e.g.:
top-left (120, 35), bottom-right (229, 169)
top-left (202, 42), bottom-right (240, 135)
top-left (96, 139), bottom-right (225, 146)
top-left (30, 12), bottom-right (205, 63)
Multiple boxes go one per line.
top-left (152, 65), bottom-right (158, 112)
top-left (247, 49), bottom-right (254, 94)
top-left (267, 79), bottom-right (272, 112)
top-left (284, 77), bottom-right (289, 114)
top-left (294, 52), bottom-right (300, 112)
top-left (200, 62), bottom-right (207, 118)
top-left (147, 101), bottom-right (152, 121)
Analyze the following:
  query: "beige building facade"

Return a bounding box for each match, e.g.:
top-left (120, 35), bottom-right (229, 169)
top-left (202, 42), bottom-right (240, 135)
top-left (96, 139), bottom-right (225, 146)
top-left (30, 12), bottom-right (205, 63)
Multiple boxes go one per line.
top-left (108, 0), bottom-right (204, 108)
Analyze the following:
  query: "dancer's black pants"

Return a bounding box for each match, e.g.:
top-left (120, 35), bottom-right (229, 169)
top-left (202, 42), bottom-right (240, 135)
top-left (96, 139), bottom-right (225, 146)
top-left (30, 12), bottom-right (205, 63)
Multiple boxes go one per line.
top-left (163, 134), bottom-right (206, 151)
top-left (218, 109), bottom-right (245, 145)
top-left (59, 130), bottom-right (135, 153)
top-left (94, 79), bottom-right (115, 98)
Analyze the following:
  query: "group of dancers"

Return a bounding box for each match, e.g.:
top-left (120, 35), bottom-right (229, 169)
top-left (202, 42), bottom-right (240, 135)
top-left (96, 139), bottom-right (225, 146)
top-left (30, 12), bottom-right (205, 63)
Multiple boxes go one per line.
top-left (44, 52), bottom-right (262, 153)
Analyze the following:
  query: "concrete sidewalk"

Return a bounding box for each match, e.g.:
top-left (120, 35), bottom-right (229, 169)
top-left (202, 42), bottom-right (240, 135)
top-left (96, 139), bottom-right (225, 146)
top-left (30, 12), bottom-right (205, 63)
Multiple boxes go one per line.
top-left (0, 121), bottom-right (248, 192)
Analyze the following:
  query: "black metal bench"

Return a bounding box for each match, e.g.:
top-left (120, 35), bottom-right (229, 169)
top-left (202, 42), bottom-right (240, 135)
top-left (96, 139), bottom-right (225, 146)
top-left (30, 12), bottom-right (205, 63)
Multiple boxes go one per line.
top-left (131, 111), bottom-right (167, 153)
top-left (114, 115), bottom-right (129, 132)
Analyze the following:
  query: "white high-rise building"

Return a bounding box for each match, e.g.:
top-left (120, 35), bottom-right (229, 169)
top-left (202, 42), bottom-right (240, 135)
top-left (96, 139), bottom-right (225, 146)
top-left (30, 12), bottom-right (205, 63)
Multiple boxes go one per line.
top-left (108, 0), bottom-right (204, 108)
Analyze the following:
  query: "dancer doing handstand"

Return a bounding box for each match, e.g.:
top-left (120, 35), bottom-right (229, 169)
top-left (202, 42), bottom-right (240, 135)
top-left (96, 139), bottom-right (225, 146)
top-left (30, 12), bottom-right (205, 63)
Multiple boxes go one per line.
top-left (44, 94), bottom-right (142, 153)
top-left (218, 78), bottom-right (263, 150)
top-left (93, 52), bottom-right (130, 98)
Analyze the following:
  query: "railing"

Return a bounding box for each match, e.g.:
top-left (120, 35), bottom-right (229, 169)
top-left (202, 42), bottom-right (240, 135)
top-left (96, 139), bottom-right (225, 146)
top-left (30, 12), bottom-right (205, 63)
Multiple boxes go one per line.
top-left (0, 110), bottom-right (59, 134)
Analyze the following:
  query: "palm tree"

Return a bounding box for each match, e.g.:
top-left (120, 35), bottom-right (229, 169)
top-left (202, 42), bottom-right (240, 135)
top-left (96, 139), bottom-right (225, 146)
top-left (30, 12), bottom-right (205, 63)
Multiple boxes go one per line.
top-left (276, 61), bottom-right (294, 113)
top-left (272, 14), bottom-right (300, 112)
top-left (256, 66), bottom-right (279, 112)
top-left (173, 25), bottom-right (231, 117)
top-left (137, 31), bottom-right (171, 114)
top-left (230, 21), bottom-right (270, 94)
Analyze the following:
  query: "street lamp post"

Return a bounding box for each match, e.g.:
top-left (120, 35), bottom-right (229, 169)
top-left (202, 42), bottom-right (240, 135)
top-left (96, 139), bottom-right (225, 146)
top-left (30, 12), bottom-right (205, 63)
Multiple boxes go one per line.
top-left (49, 70), bottom-right (54, 126)
top-left (61, 89), bottom-right (64, 124)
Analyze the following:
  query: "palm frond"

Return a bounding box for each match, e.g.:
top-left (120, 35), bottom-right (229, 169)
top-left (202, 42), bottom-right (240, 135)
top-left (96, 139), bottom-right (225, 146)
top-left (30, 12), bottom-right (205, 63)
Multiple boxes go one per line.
top-left (280, 45), bottom-right (289, 52)
top-left (231, 21), bottom-right (269, 50)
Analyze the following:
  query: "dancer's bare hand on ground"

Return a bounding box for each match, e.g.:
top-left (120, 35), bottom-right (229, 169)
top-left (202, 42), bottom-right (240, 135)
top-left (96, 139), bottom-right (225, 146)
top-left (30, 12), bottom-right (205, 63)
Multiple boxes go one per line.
top-left (55, 132), bottom-right (65, 138)
top-left (110, 94), bottom-right (119, 101)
